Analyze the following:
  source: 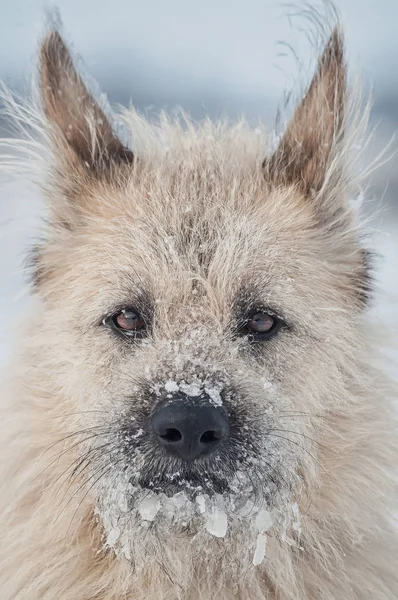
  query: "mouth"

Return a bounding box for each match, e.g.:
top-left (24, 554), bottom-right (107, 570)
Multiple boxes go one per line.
top-left (111, 430), bottom-right (282, 506)
top-left (137, 467), bottom-right (231, 498)
top-left (120, 426), bottom-right (254, 499)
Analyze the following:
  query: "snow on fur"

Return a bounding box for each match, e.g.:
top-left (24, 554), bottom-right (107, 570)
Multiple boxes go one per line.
top-left (0, 19), bottom-right (397, 600)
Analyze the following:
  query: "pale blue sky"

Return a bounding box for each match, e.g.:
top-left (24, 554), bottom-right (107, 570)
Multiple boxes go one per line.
top-left (0, 0), bottom-right (397, 121)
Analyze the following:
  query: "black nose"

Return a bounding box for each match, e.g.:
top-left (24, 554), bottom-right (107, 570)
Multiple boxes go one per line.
top-left (151, 397), bottom-right (229, 461)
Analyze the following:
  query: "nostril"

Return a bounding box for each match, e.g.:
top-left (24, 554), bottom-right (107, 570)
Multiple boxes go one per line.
top-left (159, 428), bottom-right (182, 443)
top-left (151, 398), bottom-right (229, 460)
top-left (200, 430), bottom-right (221, 444)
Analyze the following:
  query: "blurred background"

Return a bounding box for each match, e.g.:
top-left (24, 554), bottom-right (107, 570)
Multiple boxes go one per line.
top-left (0, 0), bottom-right (397, 368)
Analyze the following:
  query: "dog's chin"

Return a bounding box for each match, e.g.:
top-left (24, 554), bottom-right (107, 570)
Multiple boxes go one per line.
top-left (93, 450), bottom-right (300, 569)
top-left (95, 466), bottom-right (294, 572)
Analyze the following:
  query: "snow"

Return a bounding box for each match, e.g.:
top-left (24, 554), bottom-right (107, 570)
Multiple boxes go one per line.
top-left (131, 428), bottom-right (144, 439)
top-left (205, 506), bottom-right (228, 537)
top-left (202, 495), bottom-right (228, 538)
top-left (291, 502), bottom-right (301, 535)
top-left (204, 385), bottom-right (223, 407)
top-left (196, 494), bottom-right (207, 514)
top-left (134, 486), bottom-right (293, 554)
top-left (160, 377), bottom-right (224, 407)
top-left (255, 509), bottom-right (273, 533)
top-left (106, 526), bottom-right (121, 548)
top-left (179, 382), bottom-right (202, 397)
top-left (165, 379), bottom-right (180, 393)
top-left (138, 494), bottom-right (161, 521)
top-left (253, 533), bottom-right (267, 566)
top-left (252, 508), bottom-right (273, 564)
top-left (97, 461), bottom-right (304, 563)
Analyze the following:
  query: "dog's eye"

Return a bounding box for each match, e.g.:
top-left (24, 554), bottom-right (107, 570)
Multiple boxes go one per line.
top-left (244, 310), bottom-right (282, 341)
top-left (115, 309), bottom-right (143, 331)
top-left (105, 309), bottom-right (145, 337)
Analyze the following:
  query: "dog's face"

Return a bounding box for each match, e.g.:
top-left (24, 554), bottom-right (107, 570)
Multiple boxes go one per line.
top-left (33, 31), bottom-right (368, 563)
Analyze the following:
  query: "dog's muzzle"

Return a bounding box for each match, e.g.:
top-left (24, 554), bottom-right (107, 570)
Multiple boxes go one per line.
top-left (151, 392), bottom-right (229, 461)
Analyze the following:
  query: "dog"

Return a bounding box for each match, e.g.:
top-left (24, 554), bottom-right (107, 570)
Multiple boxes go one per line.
top-left (0, 19), bottom-right (397, 600)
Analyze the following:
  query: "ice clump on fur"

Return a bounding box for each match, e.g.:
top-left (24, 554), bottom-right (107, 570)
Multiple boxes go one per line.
top-left (205, 505), bottom-right (228, 537)
top-left (253, 534), bottom-right (268, 566)
top-left (96, 467), bottom-right (302, 566)
top-left (196, 494), bottom-right (228, 537)
top-left (253, 509), bottom-right (273, 565)
top-left (164, 380), bottom-right (179, 393)
top-left (204, 385), bottom-right (223, 407)
top-left (162, 378), bottom-right (223, 406)
top-left (138, 494), bottom-right (161, 521)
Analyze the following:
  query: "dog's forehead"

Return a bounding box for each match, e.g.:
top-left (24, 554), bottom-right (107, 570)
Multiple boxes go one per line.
top-left (76, 182), bottom-right (327, 322)
top-left (98, 172), bottom-right (315, 255)
top-left (92, 181), bottom-right (315, 281)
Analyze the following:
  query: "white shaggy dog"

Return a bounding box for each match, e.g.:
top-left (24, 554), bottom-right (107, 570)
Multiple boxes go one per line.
top-left (0, 19), bottom-right (397, 600)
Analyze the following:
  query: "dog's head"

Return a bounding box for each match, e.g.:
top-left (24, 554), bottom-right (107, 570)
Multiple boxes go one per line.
top-left (31, 29), bottom-right (369, 565)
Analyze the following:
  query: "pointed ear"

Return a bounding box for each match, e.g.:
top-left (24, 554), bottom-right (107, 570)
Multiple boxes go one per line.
top-left (265, 28), bottom-right (346, 195)
top-left (40, 30), bottom-right (134, 173)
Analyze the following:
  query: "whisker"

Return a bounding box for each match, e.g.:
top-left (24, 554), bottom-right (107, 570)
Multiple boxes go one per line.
top-left (54, 461), bottom-right (113, 527)
top-left (32, 430), bottom-right (114, 484)
top-left (38, 424), bottom-right (116, 460)
top-left (68, 443), bottom-right (114, 483)
top-left (269, 428), bottom-right (337, 454)
top-left (65, 464), bottom-right (115, 535)
top-left (266, 432), bottom-right (329, 476)
top-left (62, 410), bottom-right (109, 417)
top-left (66, 455), bottom-right (128, 534)
top-left (277, 411), bottom-right (328, 420)
top-left (51, 441), bottom-right (114, 495)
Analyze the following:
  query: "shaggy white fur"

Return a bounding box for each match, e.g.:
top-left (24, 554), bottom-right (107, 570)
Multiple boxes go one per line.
top-left (0, 20), bottom-right (397, 600)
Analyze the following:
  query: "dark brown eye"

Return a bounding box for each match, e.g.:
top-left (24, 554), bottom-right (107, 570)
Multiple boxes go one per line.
top-left (248, 312), bottom-right (275, 333)
top-left (107, 309), bottom-right (145, 336)
top-left (243, 310), bottom-right (282, 341)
